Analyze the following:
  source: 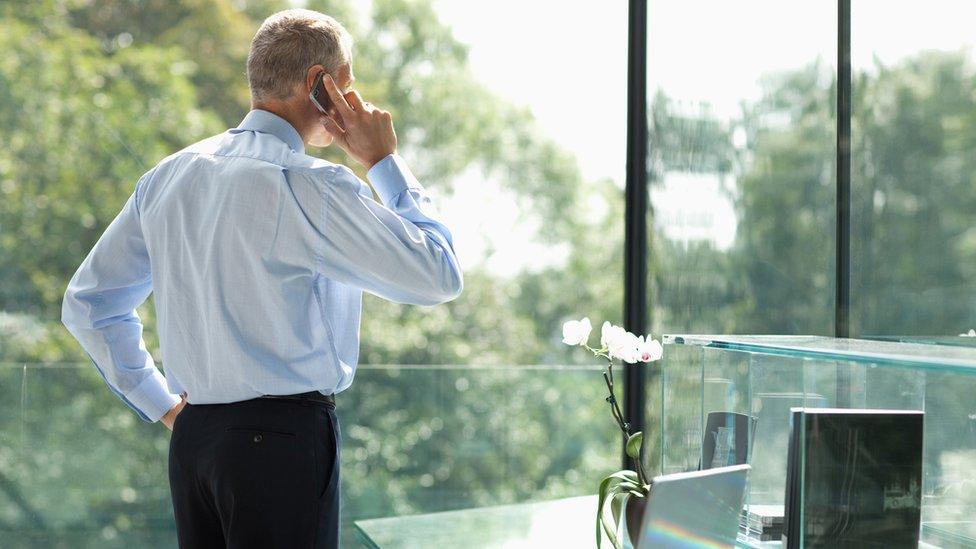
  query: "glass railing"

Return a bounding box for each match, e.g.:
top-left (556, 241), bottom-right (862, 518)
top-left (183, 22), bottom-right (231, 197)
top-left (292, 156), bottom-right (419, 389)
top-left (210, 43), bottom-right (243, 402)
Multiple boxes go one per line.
top-left (657, 335), bottom-right (976, 548)
top-left (0, 363), bottom-right (617, 548)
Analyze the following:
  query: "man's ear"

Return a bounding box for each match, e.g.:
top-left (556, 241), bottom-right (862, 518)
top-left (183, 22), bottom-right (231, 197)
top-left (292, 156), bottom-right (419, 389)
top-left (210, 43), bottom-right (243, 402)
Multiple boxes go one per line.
top-left (305, 64), bottom-right (325, 94)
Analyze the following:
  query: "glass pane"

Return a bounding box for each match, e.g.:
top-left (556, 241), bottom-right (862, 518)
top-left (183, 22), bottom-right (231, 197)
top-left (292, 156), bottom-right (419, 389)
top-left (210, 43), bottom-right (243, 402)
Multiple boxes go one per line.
top-left (851, 0), bottom-right (976, 338)
top-left (2, 364), bottom-right (176, 547)
top-left (748, 353), bottom-right (813, 509)
top-left (646, 0), bottom-right (836, 336)
top-left (0, 363), bottom-right (616, 547)
top-left (660, 344), bottom-right (703, 474)
top-left (921, 372), bottom-right (976, 547)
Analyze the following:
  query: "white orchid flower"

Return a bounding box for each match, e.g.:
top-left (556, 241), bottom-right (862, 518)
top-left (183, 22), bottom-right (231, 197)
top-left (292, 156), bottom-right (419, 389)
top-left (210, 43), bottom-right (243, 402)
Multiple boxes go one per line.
top-left (561, 317), bottom-right (593, 346)
top-left (601, 322), bottom-right (641, 364)
top-left (636, 335), bottom-right (663, 362)
top-left (600, 321), bottom-right (615, 348)
top-left (614, 335), bottom-right (642, 364)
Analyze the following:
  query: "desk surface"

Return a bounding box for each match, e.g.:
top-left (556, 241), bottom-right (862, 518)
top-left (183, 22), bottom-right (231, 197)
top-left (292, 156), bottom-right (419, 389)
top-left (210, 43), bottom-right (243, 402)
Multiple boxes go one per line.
top-left (354, 495), bottom-right (599, 549)
top-left (354, 495), bottom-right (953, 548)
top-left (664, 334), bottom-right (976, 372)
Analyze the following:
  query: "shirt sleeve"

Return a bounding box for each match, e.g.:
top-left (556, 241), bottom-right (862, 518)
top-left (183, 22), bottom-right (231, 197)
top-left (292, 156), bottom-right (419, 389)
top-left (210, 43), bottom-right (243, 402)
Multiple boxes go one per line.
top-left (315, 153), bottom-right (464, 306)
top-left (61, 174), bottom-right (181, 423)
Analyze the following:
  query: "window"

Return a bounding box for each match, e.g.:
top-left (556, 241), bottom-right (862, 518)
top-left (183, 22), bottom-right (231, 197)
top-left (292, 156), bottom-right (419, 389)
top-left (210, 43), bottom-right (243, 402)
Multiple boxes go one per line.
top-left (647, 0), bottom-right (837, 336)
top-left (851, 0), bottom-right (976, 337)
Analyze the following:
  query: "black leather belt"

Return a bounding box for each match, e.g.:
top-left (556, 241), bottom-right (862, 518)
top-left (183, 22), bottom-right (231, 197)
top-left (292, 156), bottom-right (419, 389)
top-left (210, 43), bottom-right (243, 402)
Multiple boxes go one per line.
top-left (258, 391), bottom-right (335, 408)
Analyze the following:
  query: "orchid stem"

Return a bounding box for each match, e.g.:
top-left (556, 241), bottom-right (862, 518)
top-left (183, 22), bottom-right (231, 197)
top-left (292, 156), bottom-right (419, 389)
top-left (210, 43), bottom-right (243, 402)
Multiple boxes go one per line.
top-left (604, 359), bottom-right (649, 488)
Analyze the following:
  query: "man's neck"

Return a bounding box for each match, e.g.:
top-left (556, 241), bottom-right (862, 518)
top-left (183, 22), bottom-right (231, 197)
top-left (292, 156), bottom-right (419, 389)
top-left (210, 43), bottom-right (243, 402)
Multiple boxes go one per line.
top-left (251, 101), bottom-right (309, 144)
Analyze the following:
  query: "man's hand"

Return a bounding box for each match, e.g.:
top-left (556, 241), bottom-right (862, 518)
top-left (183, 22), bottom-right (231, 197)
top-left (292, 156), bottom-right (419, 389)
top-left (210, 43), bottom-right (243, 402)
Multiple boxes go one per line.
top-left (160, 394), bottom-right (187, 431)
top-left (320, 73), bottom-right (397, 170)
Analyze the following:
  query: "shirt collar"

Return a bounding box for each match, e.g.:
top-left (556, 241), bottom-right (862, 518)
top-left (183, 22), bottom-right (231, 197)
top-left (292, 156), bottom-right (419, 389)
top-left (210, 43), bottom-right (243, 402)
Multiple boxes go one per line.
top-left (234, 109), bottom-right (306, 154)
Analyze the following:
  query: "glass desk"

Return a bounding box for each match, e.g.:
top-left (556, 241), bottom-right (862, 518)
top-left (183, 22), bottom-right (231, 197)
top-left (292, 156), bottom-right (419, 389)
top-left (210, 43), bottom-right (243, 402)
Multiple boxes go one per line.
top-left (659, 335), bottom-right (976, 548)
top-left (354, 495), bottom-right (597, 548)
top-left (866, 335), bottom-right (976, 349)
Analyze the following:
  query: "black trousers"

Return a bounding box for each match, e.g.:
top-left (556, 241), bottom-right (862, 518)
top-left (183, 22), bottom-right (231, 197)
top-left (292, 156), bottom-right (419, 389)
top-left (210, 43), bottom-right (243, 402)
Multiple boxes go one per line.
top-left (168, 395), bottom-right (341, 548)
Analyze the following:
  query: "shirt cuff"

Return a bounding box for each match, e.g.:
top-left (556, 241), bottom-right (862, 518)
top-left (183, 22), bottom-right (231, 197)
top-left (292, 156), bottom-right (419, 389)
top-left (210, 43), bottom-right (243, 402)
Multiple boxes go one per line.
top-left (367, 153), bottom-right (422, 206)
top-left (126, 369), bottom-right (182, 423)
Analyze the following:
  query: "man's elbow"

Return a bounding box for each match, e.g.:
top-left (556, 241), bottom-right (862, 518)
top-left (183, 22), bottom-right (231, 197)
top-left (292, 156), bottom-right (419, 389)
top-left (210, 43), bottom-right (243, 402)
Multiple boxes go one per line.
top-left (60, 287), bottom-right (88, 332)
top-left (442, 270), bottom-right (464, 302)
top-left (417, 269), bottom-right (463, 306)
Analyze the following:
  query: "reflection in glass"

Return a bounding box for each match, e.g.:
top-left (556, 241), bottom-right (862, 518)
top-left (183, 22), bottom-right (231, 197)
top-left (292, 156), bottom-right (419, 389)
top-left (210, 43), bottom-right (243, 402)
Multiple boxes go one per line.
top-left (646, 0), bottom-right (836, 337)
top-left (851, 0), bottom-right (976, 338)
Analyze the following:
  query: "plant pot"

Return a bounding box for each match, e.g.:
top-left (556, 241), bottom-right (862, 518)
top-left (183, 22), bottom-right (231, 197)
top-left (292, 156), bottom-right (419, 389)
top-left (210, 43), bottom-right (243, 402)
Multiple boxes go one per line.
top-left (626, 495), bottom-right (647, 544)
top-left (618, 494), bottom-right (648, 548)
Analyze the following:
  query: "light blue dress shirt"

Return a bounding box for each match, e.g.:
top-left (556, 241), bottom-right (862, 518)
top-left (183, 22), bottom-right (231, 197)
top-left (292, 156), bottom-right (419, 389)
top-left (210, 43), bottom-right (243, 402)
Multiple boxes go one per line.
top-left (62, 109), bottom-right (463, 423)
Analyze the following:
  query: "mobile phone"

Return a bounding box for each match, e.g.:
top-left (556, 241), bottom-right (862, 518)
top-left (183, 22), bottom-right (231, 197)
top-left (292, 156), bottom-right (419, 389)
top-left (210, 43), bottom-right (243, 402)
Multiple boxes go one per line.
top-left (310, 72), bottom-right (333, 114)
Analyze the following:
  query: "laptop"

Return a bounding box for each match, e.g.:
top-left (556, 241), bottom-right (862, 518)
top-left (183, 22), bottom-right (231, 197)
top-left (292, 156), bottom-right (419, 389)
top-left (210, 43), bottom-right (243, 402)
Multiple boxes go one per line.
top-left (636, 464), bottom-right (750, 549)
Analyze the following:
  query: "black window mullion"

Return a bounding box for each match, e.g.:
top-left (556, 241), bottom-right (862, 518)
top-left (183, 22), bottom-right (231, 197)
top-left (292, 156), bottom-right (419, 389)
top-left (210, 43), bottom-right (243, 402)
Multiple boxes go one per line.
top-left (624, 0), bottom-right (649, 472)
top-left (836, 0), bottom-right (852, 339)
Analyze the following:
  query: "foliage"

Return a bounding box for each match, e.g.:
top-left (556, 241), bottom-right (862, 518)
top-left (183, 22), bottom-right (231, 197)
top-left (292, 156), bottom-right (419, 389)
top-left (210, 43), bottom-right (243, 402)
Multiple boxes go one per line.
top-left (0, 15), bottom-right (222, 316)
top-left (848, 51), bottom-right (976, 334)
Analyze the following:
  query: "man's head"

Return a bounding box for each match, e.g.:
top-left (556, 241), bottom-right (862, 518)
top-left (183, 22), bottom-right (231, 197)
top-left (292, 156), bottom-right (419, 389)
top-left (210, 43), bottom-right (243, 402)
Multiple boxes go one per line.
top-left (247, 9), bottom-right (355, 147)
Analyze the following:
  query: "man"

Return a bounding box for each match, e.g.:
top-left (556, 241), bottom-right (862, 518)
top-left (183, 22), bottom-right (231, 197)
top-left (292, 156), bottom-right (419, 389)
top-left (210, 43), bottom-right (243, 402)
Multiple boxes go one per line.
top-left (61, 8), bottom-right (462, 548)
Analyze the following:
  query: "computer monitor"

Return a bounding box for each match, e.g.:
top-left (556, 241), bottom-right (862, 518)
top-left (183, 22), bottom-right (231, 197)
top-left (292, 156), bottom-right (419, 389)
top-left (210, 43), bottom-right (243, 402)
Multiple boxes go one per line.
top-left (636, 464), bottom-right (750, 549)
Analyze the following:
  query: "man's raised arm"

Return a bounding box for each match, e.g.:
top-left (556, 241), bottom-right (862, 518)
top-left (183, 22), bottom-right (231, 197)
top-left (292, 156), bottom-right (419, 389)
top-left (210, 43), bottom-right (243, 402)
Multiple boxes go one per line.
top-left (310, 154), bottom-right (463, 306)
top-left (309, 72), bottom-right (463, 305)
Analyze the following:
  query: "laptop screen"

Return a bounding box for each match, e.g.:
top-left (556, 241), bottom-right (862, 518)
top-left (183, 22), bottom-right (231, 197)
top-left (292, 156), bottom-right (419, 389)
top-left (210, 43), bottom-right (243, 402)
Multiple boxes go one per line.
top-left (637, 464), bottom-right (750, 549)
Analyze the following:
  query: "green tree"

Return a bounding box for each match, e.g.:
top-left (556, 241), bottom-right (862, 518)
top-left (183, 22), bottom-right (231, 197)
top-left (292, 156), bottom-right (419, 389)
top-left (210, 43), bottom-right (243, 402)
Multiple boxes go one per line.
top-left (850, 51), bottom-right (976, 335)
top-left (0, 16), bottom-right (222, 318)
top-left (733, 61), bottom-right (836, 334)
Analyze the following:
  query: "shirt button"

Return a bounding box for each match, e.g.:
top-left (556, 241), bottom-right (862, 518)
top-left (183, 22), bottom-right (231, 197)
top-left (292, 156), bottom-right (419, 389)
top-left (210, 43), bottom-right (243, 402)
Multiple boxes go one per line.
top-left (253, 434), bottom-right (263, 443)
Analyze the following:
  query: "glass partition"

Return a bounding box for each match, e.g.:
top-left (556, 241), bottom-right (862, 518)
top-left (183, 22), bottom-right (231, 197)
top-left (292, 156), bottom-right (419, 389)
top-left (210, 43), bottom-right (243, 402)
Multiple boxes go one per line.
top-left (662, 335), bottom-right (976, 548)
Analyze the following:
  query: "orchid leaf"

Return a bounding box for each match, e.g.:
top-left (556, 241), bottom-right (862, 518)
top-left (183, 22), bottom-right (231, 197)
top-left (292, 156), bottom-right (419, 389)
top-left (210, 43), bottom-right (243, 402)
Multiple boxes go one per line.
top-left (615, 481), bottom-right (642, 494)
top-left (599, 472), bottom-right (641, 549)
top-left (607, 469), bottom-right (640, 483)
top-left (610, 492), bottom-right (624, 528)
top-left (597, 475), bottom-right (619, 549)
top-left (625, 431), bottom-right (643, 460)
top-left (597, 475), bottom-right (609, 547)
top-left (600, 502), bottom-right (620, 549)
top-left (597, 468), bottom-right (645, 547)
top-left (600, 496), bottom-right (621, 549)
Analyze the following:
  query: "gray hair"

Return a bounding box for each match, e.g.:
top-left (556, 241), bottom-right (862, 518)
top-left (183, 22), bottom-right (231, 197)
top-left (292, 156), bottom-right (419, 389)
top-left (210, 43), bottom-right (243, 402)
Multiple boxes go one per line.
top-left (247, 9), bottom-right (353, 102)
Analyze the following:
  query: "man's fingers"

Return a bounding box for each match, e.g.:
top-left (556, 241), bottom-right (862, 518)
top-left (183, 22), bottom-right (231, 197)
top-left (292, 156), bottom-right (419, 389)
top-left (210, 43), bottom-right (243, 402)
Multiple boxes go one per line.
top-left (323, 73), bottom-right (354, 118)
top-left (322, 115), bottom-right (350, 150)
top-left (322, 111), bottom-right (345, 131)
top-left (344, 90), bottom-right (366, 111)
top-left (322, 115), bottom-right (345, 136)
top-left (345, 91), bottom-right (378, 114)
